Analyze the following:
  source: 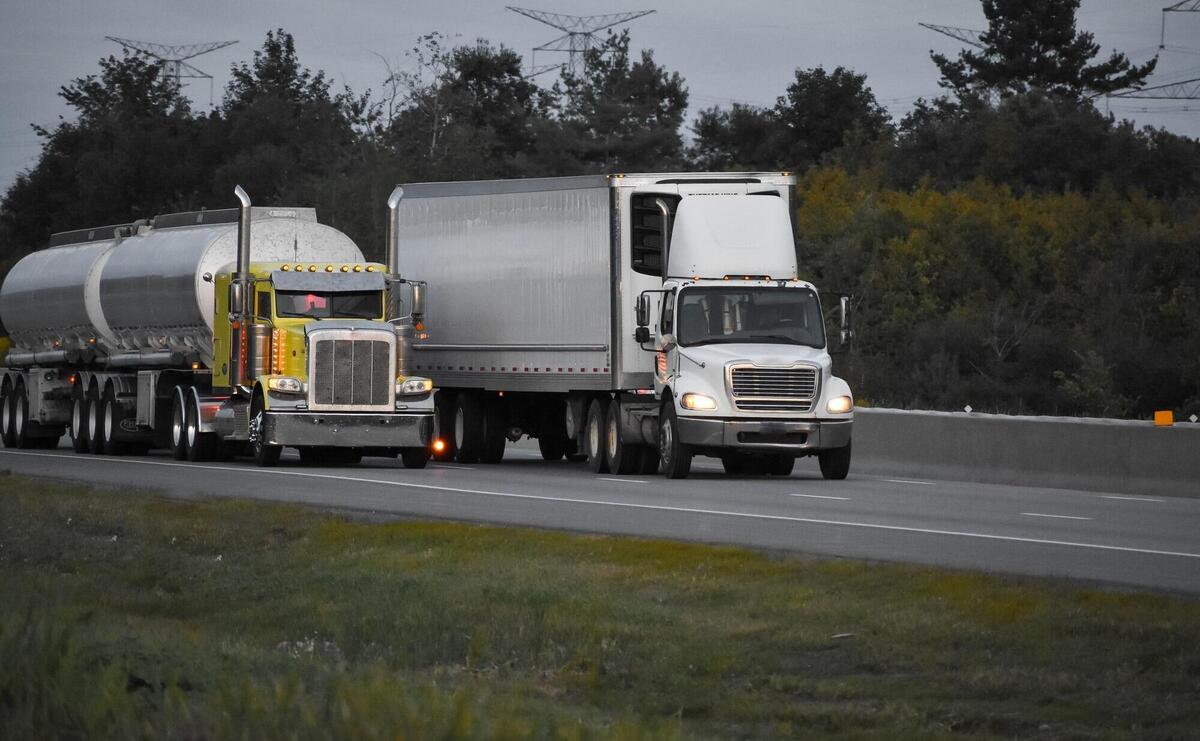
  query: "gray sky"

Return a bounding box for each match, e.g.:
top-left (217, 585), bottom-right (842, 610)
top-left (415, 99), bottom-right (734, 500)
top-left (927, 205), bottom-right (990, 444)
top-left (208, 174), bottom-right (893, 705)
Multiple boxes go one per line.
top-left (1, 0), bottom-right (1197, 192)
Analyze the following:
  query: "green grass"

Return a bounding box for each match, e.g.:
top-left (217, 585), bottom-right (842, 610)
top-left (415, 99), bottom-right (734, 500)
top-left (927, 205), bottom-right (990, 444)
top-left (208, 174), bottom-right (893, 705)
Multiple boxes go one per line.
top-left (1, 472), bottom-right (1199, 739)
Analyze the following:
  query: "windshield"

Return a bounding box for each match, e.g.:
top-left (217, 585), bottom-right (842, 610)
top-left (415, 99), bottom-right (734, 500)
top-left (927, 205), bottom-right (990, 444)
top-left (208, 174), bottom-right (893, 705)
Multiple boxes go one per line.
top-left (676, 286), bottom-right (825, 348)
top-left (275, 290), bottom-right (383, 319)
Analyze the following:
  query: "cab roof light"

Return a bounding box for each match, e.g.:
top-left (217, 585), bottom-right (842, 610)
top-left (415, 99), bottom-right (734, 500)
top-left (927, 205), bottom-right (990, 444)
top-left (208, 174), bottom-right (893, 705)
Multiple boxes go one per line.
top-left (280, 264), bottom-right (291, 271)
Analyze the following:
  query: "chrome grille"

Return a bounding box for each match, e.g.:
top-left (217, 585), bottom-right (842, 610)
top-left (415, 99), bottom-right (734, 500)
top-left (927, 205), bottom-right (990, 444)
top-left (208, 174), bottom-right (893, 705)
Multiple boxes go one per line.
top-left (729, 365), bottom-right (818, 412)
top-left (308, 332), bottom-right (394, 411)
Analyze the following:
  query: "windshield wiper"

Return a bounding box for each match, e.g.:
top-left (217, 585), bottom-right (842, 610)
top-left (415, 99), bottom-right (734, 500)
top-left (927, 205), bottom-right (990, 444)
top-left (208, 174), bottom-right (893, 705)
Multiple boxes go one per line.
top-left (748, 334), bottom-right (803, 344)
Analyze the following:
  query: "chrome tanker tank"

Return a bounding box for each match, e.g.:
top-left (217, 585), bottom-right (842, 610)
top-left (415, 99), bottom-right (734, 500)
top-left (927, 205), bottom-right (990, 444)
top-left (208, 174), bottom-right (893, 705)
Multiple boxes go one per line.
top-left (0, 207), bottom-right (362, 367)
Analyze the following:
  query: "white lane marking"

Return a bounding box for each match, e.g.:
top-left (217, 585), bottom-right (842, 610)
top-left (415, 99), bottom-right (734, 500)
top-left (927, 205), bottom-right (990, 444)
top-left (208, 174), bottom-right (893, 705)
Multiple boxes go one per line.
top-left (3, 449), bottom-right (1199, 560)
top-left (1101, 495), bottom-right (1164, 503)
top-left (431, 464), bottom-right (474, 471)
top-left (788, 493), bottom-right (851, 501)
top-left (1021, 512), bottom-right (1092, 521)
top-left (880, 478), bottom-right (935, 486)
top-left (598, 477), bottom-right (649, 484)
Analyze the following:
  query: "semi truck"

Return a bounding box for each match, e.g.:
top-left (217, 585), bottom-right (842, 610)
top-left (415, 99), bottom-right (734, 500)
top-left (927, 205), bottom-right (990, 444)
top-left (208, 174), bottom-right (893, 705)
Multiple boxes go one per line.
top-left (393, 172), bottom-right (854, 479)
top-left (0, 187), bottom-right (434, 467)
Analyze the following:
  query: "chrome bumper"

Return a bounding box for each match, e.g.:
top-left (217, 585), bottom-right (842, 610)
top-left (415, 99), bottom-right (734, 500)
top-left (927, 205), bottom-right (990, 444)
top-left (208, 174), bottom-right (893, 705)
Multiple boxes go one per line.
top-left (676, 416), bottom-right (852, 453)
top-left (262, 411), bottom-right (432, 448)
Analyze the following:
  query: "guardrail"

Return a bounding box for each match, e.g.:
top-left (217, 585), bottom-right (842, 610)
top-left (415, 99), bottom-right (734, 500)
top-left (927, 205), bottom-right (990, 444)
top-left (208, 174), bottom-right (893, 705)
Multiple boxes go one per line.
top-left (854, 408), bottom-right (1200, 498)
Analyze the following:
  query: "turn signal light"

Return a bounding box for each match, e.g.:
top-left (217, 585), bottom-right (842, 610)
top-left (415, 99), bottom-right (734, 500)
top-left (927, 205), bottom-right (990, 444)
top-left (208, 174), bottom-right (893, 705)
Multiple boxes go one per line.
top-left (432, 439), bottom-right (446, 453)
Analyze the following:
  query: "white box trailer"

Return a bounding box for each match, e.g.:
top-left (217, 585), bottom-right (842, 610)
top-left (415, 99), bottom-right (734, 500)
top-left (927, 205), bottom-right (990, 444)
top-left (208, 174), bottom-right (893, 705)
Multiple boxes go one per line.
top-left (395, 172), bottom-right (854, 478)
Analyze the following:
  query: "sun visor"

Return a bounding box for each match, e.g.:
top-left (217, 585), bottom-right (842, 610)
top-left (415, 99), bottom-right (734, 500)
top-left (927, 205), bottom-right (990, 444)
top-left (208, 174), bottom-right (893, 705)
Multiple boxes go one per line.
top-left (666, 195), bottom-right (798, 279)
top-left (271, 270), bottom-right (386, 292)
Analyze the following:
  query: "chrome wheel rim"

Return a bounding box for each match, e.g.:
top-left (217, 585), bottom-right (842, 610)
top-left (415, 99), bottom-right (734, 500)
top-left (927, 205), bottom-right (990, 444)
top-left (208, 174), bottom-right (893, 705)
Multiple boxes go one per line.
top-left (72, 397), bottom-right (83, 439)
top-left (104, 399), bottom-right (114, 442)
top-left (87, 394), bottom-right (99, 441)
top-left (660, 417), bottom-right (672, 462)
top-left (171, 396), bottom-right (183, 448)
top-left (187, 409), bottom-right (197, 447)
top-left (14, 394), bottom-right (24, 438)
top-left (606, 414), bottom-right (618, 459)
top-left (588, 413), bottom-right (600, 459)
top-left (455, 407), bottom-right (465, 448)
top-left (1, 395), bottom-right (10, 437)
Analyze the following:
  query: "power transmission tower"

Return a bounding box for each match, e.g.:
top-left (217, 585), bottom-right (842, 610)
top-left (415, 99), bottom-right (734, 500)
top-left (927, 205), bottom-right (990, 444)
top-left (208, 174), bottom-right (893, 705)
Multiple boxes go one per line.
top-left (106, 37), bottom-right (238, 106)
top-left (507, 6), bottom-right (655, 77)
top-left (1161, 1), bottom-right (1200, 48)
top-left (1109, 76), bottom-right (1200, 99)
top-left (918, 22), bottom-right (985, 49)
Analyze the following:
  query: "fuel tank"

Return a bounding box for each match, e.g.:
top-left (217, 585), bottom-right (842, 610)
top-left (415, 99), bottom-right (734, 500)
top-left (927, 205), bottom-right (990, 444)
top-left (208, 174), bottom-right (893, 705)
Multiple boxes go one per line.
top-left (0, 207), bottom-right (362, 367)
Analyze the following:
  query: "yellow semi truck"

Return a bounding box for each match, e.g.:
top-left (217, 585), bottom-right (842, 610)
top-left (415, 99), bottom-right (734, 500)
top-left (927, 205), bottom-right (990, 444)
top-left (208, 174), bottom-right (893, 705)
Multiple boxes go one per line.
top-left (0, 187), bottom-right (434, 467)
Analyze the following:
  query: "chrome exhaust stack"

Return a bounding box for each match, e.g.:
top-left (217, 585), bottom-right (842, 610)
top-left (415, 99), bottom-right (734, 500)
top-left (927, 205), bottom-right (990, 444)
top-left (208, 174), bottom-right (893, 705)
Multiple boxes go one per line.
top-left (231, 185), bottom-right (253, 387)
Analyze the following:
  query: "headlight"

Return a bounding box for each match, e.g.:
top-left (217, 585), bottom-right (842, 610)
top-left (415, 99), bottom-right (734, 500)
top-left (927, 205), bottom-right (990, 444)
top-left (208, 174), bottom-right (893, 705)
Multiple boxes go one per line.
top-left (826, 395), bottom-right (853, 414)
top-left (680, 392), bottom-right (717, 411)
top-left (397, 377), bottom-right (433, 396)
top-left (267, 376), bottom-right (305, 394)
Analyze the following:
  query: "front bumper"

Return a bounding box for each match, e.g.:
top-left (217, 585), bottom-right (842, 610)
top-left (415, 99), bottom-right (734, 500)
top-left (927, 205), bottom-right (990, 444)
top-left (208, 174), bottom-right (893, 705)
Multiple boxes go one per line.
top-left (262, 411), bottom-right (432, 448)
top-left (676, 416), bottom-right (852, 453)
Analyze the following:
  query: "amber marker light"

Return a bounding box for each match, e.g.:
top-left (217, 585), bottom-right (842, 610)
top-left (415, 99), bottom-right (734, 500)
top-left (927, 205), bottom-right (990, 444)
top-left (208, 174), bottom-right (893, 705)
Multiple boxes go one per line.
top-left (308, 264), bottom-right (318, 272)
top-left (353, 265), bottom-right (363, 272)
top-left (281, 264), bottom-right (290, 271)
top-left (340, 265), bottom-right (349, 272)
top-left (432, 439), bottom-right (446, 453)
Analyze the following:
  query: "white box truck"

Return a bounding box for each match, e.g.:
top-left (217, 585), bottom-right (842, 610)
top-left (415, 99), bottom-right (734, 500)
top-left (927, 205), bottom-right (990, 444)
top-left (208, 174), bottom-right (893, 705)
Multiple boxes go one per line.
top-left (392, 172), bottom-right (854, 479)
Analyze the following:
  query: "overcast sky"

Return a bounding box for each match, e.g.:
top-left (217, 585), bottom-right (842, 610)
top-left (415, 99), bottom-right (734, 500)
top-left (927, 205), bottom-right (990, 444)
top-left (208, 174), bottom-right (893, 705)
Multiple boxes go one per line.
top-left (1, 0), bottom-right (1197, 193)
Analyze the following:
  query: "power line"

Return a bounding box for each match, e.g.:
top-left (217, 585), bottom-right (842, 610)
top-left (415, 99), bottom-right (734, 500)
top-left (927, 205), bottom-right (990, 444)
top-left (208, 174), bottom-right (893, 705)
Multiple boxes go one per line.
top-left (507, 6), bottom-right (655, 77)
top-left (106, 37), bottom-right (237, 107)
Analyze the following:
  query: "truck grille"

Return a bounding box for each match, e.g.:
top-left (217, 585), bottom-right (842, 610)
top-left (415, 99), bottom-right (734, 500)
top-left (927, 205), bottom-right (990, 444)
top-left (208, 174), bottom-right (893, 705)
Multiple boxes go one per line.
top-left (309, 336), bottom-right (393, 410)
top-left (729, 366), bottom-right (818, 412)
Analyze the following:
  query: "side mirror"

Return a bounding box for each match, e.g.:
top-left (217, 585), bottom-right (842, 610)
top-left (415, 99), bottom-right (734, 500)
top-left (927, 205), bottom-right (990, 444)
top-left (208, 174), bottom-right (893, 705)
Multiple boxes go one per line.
top-left (659, 333), bottom-right (677, 352)
top-left (635, 293), bottom-right (650, 328)
top-left (838, 295), bottom-right (854, 347)
top-left (411, 281), bottom-right (427, 320)
top-left (634, 326), bottom-right (651, 344)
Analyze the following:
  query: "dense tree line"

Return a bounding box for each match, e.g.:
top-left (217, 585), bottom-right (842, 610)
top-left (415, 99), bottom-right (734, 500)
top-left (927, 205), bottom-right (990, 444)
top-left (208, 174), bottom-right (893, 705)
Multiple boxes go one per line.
top-left (1, 0), bottom-right (1197, 418)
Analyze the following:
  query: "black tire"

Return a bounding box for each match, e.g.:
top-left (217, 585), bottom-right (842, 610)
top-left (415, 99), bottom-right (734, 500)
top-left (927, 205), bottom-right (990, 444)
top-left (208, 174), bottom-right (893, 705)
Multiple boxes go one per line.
top-left (658, 400), bottom-right (692, 479)
top-left (85, 384), bottom-right (105, 455)
top-left (481, 395), bottom-right (507, 464)
top-left (721, 453), bottom-right (755, 475)
top-left (70, 390), bottom-right (89, 453)
top-left (605, 400), bottom-right (639, 475)
top-left (584, 397), bottom-right (610, 474)
top-left (169, 388), bottom-right (188, 460)
top-left (768, 454), bottom-right (796, 477)
top-left (100, 386), bottom-right (126, 456)
top-left (538, 402), bottom-right (568, 461)
top-left (453, 393), bottom-right (484, 464)
top-left (400, 447), bottom-right (430, 469)
top-left (0, 382), bottom-right (14, 448)
top-left (249, 393), bottom-right (281, 467)
top-left (432, 391), bottom-right (457, 461)
top-left (636, 445), bottom-right (660, 475)
top-left (818, 441), bottom-right (852, 480)
top-left (11, 383), bottom-right (31, 449)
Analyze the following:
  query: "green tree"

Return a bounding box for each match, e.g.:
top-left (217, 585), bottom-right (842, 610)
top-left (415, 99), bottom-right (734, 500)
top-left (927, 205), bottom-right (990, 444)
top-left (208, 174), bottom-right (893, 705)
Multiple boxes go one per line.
top-left (933, 0), bottom-right (1155, 99)
top-left (688, 104), bottom-right (777, 171)
top-left (558, 31), bottom-right (689, 172)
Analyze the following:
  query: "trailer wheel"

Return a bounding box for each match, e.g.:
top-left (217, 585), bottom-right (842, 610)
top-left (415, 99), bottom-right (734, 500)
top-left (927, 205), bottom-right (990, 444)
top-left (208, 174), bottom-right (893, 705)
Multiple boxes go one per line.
top-left (818, 441), bottom-right (851, 480)
top-left (169, 387), bottom-right (187, 460)
top-left (11, 383), bottom-right (31, 449)
top-left (70, 388), bottom-right (89, 453)
top-left (430, 391), bottom-right (457, 461)
top-left (400, 447), bottom-right (430, 469)
top-left (658, 401), bottom-right (692, 480)
top-left (585, 397), bottom-right (611, 474)
top-left (481, 395), bottom-right (507, 463)
top-left (605, 400), bottom-right (639, 475)
top-left (248, 393), bottom-right (281, 467)
top-left (537, 402), bottom-right (567, 461)
top-left (0, 381), bottom-right (13, 448)
top-left (100, 385), bottom-right (127, 456)
top-left (453, 393), bottom-right (484, 464)
top-left (86, 384), bottom-right (105, 455)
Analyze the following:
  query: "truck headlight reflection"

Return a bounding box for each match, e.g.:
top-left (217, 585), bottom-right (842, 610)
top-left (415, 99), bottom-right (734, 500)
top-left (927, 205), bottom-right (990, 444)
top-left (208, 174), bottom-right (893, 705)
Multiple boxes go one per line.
top-left (680, 392), bottom-right (718, 411)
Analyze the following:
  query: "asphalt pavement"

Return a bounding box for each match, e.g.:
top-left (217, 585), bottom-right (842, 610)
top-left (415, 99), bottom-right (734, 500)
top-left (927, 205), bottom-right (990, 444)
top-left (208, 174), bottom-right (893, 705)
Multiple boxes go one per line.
top-left (2, 440), bottom-right (1198, 594)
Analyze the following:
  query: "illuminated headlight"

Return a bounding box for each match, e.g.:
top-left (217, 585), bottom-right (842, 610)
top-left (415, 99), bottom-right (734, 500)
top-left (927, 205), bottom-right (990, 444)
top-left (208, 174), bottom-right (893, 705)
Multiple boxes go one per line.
top-left (267, 376), bottom-right (305, 394)
top-left (826, 395), bottom-right (853, 414)
top-left (680, 392), bottom-right (717, 411)
top-left (397, 377), bottom-right (433, 396)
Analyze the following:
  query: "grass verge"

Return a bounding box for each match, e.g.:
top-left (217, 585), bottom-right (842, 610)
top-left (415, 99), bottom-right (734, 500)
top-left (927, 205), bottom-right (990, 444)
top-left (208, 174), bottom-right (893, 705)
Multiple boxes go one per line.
top-left (1, 472), bottom-right (1199, 739)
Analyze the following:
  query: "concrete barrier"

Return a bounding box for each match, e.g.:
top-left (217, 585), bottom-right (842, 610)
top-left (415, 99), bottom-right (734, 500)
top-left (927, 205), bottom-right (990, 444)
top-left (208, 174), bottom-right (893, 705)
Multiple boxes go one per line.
top-left (853, 408), bottom-right (1200, 498)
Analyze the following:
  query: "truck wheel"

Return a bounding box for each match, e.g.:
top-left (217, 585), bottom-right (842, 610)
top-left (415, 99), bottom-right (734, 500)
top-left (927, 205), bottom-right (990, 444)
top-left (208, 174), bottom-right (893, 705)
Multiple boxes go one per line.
top-left (481, 395), bottom-right (507, 463)
top-left (169, 388), bottom-right (187, 460)
top-left (0, 381), bottom-right (13, 448)
top-left (537, 403), bottom-right (567, 461)
top-left (432, 391), bottom-right (457, 461)
top-left (453, 393), bottom-right (484, 464)
top-left (248, 394), bottom-right (281, 467)
top-left (86, 384), bottom-right (105, 455)
top-left (637, 445), bottom-right (660, 475)
top-left (101, 386), bottom-right (127, 456)
top-left (70, 389), bottom-right (89, 453)
top-left (605, 400), bottom-right (639, 475)
top-left (400, 447), bottom-right (430, 469)
top-left (658, 401), bottom-right (692, 480)
top-left (585, 397), bottom-right (610, 473)
top-left (818, 441), bottom-right (852, 480)
top-left (767, 455), bottom-right (796, 477)
top-left (11, 383), bottom-right (31, 449)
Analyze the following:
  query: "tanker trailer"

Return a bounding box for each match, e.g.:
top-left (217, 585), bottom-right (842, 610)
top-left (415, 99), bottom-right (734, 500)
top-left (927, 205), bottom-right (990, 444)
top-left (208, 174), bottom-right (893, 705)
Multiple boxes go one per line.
top-left (0, 186), bottom-right (434, 468)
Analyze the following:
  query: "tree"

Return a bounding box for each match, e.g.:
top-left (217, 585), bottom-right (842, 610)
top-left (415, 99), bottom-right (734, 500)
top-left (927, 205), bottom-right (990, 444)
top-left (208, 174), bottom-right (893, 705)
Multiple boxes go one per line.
top-left (932, 0), bottom-right (1155, 99)
top-left (688, 104), bottom-right (778, 171)
top-left (558, 31), bottom-right (689, 172)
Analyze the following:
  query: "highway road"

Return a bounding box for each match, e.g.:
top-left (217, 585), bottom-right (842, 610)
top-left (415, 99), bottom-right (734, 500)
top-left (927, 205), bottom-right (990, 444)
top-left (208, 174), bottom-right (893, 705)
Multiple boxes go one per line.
top-left (2, 441), bottom-right (1199, 594)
